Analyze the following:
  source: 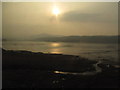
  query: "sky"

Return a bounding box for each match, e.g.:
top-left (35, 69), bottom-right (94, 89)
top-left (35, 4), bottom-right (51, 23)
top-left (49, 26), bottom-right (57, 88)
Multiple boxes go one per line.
top-left (2, 2), bottom-right (118, 39)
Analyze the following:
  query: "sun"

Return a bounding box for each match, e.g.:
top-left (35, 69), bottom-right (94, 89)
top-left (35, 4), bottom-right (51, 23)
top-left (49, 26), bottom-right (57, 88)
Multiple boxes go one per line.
top-left (52, 6), bottom-right (60, 16)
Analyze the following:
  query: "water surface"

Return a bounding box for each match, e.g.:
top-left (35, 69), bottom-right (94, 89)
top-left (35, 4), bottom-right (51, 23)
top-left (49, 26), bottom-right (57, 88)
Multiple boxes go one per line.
top-left (3, 41), bottom-right (119, 65)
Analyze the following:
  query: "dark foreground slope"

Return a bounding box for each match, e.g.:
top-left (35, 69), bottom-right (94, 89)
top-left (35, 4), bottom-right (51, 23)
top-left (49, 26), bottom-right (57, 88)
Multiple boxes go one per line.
top-left (2, 49), bottom-right (119, 88)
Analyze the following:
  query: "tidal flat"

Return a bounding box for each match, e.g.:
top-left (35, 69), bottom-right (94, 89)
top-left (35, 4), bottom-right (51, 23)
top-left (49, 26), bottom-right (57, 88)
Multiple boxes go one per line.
top-left (2, 49), bottom-right (119, 88)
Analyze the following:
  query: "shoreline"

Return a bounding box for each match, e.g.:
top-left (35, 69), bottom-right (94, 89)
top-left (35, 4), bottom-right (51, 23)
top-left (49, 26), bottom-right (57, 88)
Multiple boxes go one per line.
top-left (53, 60), bottom-right (102, 76)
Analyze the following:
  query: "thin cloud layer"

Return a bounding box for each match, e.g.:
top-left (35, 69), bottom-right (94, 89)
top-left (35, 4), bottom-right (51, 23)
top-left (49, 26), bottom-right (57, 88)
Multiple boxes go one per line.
top-left (60, 10), bottom-right (117, 23)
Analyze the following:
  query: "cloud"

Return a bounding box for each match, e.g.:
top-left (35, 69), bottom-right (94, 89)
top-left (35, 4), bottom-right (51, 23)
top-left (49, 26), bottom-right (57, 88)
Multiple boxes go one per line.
top-left (60, 10), bottom-right (115, 23)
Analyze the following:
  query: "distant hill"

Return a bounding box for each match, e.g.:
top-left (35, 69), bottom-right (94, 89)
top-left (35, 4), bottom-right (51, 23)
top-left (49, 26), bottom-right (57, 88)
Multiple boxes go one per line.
top-left (3, 34), bottom-right (119, 43)
top-left (35, 35), bottom-right (119, 43)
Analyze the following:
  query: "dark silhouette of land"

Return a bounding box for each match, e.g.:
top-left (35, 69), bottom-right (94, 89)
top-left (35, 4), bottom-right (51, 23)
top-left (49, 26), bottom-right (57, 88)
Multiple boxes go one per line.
top-left (3, 35), bottom-right (119, 43)
top-left (35, 35), bottom-right (119, 43)
top-left (2, 49), bottom-right (119, 88)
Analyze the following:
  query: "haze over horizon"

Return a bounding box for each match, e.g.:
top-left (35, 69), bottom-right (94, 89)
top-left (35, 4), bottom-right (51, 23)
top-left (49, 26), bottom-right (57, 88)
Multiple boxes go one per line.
top-left (3, 2), bottom-right (118, 39)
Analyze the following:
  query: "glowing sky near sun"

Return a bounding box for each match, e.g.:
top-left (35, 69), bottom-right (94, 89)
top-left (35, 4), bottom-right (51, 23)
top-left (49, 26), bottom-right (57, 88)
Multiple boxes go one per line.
top-left (2, 2), bottom-right (118, 39)
top-left (52, 5), bottom-right (60, 16)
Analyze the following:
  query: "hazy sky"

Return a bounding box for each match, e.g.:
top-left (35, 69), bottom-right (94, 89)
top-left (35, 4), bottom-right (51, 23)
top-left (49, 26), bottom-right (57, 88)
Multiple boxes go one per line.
top-left (3, 2), bottom-right (118, 39)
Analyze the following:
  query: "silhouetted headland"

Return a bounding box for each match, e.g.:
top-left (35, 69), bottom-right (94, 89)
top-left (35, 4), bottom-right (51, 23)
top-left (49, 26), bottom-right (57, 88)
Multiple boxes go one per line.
top-left (2, 49), bottom-right (119, 88)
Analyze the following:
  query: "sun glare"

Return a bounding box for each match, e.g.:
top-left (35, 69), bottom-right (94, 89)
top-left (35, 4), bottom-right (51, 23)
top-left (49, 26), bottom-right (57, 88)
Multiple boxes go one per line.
top-left (52, 6), bottom-right (60, 16)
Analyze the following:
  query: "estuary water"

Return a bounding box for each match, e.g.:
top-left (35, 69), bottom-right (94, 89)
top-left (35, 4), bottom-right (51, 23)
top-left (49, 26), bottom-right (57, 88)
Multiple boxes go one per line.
top-left (3, 41), bottom-right (119, 65)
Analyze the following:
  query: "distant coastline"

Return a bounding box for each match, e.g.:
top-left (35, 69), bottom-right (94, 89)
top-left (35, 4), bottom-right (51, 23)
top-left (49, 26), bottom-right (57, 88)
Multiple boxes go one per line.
top-left (3, 35), bottom-right (120, 43)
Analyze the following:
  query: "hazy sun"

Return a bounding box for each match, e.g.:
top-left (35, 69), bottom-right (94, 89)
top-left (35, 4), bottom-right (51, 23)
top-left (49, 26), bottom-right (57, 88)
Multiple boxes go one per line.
top-left (52, 6), bottom-right (60, 16)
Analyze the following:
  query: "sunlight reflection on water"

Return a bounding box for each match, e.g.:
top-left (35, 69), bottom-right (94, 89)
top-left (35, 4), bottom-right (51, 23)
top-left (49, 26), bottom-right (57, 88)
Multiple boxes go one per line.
top-left (50, 48), bottom-right (62, 54)
top-left (50, 43), bottom-right (62, 54)
top-left (51, 43), bottom-right (61, 47)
